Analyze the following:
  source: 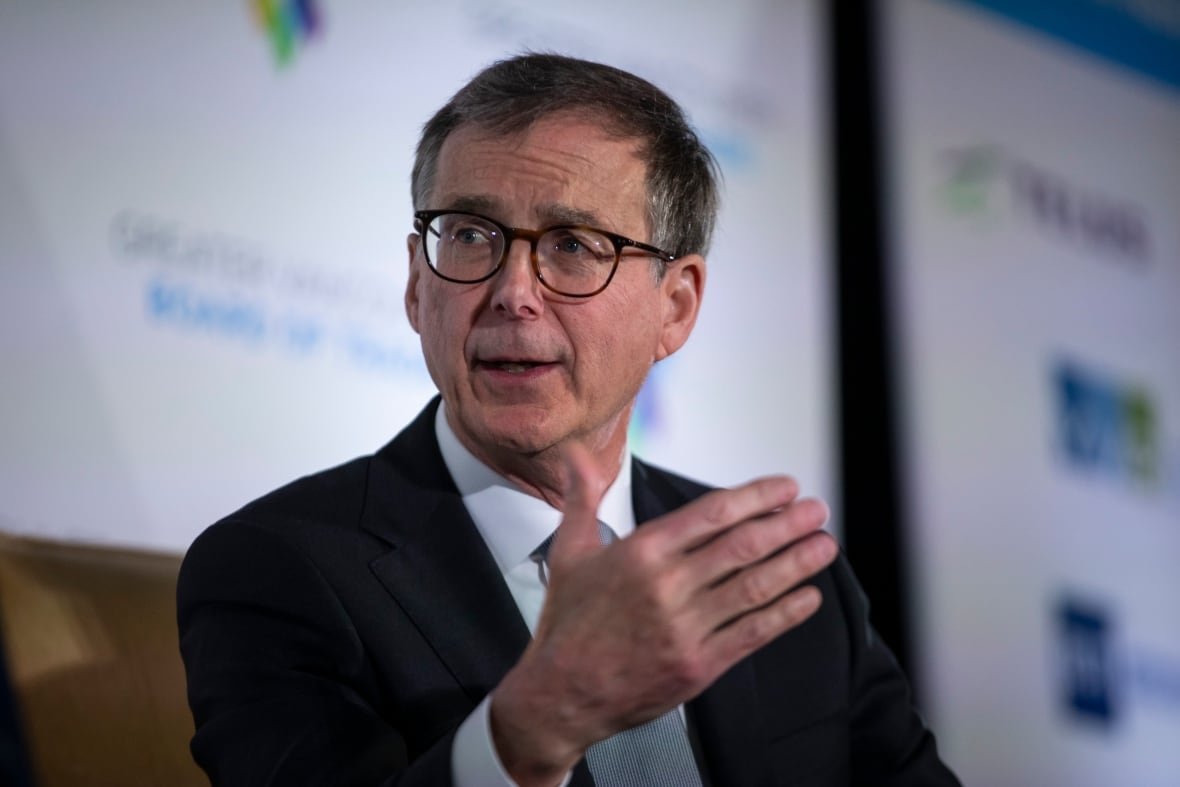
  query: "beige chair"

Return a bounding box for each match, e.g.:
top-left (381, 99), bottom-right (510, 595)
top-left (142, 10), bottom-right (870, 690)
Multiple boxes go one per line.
top-left (0, 533), bottom-right (207, 787)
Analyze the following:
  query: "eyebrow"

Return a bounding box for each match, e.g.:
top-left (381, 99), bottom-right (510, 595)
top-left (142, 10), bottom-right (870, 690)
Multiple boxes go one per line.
top-left (439, 195), bottom-right (608, 230)
top-left (533, 203), bottom-right (603, 228)
top-left (444, 194), bottom-right (499, 216)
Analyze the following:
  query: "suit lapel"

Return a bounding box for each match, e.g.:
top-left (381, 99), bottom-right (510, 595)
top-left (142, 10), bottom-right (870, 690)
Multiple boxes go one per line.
top-left (632, 459), bottom-right (770, 786)
top-left (362, 399), bottom-right (532, 704)
top-left (367, 401), bottom-right (597, 786)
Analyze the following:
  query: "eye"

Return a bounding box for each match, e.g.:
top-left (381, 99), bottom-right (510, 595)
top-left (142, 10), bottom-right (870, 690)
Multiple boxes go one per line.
top-left (549, 229), bottom-right (611, 260)
top-left (556, 235), bottom-right (584, 254)
top-left (453, 224), bottom-right (492, 245)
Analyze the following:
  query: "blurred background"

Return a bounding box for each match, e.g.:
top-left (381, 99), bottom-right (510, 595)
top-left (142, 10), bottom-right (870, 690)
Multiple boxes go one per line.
top-left (0, 0), bottom-right (1176, 784)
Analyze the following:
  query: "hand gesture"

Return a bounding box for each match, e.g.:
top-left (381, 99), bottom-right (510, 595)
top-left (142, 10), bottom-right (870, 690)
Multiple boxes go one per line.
top-left (490, 445), bottom-right (838, 786)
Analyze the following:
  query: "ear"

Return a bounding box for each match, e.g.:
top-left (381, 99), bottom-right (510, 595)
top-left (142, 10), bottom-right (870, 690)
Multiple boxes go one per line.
top-left (404, 233), bottom-right (422, 335)
top-left (655, 253), bottom-right (705, 362)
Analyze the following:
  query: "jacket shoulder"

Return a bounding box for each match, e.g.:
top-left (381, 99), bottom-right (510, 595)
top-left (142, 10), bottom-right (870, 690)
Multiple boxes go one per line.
top-left (632, 456), bottom-right (713, 513)
top-left (227, 454), bottom-right (376, 532)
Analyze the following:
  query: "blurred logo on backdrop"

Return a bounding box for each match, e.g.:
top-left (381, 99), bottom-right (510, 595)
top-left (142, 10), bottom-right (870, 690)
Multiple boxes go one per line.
top-left (1054, 360), bottom-right (1159, 489)
top-left (1055, 592), bottom-right (1180, 731)
top-left (938, 145), bottom-right (1152, 264)
top-left (1057, 596), bottom-right (1119, 725)
top-left (938, 145), bottom-right (1007, 221)
top-left (110, 210), bottom-right (425, 381)
top-left (628, 363), bottom-right (667, 456)
top-left (252, 0), bottom-right (322, 67)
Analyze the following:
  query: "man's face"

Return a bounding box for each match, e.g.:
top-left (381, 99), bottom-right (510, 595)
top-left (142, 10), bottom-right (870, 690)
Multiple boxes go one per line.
top-left (404, 114), bottom-right (703, 470)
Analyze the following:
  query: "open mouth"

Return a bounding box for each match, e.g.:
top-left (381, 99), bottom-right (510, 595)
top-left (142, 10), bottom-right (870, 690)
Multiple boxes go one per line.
top-left (481, 360), bottom-right (550, 373)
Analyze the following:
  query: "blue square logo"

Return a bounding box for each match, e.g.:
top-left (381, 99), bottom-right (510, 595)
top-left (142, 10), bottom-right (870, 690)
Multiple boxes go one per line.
top-left (1055, 362), bottom-right (1158, 486)
top-left (1058, 597), bottom-right (1118, 726)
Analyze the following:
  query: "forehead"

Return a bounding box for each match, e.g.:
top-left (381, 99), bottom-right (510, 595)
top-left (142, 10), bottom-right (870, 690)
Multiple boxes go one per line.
top-left (431, 114), bottom-right (649, 233)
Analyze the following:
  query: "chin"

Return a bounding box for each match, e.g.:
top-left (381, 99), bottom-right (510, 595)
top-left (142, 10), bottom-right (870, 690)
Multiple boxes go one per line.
top-left (464, 407), bottom-right (565, 456)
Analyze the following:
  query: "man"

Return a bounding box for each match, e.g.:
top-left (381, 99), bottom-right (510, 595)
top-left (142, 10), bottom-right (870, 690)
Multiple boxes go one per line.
top-left (178, 53), bottom-right (960, 786)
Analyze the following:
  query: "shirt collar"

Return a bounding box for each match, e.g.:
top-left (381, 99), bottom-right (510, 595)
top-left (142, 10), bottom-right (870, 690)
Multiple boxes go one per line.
top-left (435, 401), bottom-right (636, 574)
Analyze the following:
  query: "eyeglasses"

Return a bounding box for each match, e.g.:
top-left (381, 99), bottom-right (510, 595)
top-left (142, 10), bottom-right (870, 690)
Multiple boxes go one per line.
top-left (413, 210), bottom-right (677, 298)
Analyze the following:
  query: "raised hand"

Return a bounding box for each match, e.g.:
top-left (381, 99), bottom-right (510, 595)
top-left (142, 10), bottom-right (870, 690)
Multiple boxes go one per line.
top-left (490, 444), bottom-right (838, 786)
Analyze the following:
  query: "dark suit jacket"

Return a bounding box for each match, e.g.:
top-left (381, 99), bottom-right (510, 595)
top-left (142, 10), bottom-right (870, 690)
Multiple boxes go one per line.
top-left (178, 399), bottom-right (959, 786)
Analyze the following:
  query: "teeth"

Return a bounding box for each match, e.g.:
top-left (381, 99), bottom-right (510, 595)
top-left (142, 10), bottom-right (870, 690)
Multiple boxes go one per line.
top-left (496, 362), bottom-right (533, 373)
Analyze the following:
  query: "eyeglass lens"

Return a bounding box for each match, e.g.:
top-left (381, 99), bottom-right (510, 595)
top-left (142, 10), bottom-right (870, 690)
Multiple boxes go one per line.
top-left (424, 212), bottom-right (617, 296)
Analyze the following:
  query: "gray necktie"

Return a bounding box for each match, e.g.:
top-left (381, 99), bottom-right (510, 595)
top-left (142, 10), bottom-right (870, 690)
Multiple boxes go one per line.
top-left (533, 524), bottom-right (704, 787)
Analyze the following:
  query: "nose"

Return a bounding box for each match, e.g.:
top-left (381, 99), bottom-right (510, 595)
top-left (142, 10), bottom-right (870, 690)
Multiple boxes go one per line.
top-left (487, 237), bottom-right (544, 318)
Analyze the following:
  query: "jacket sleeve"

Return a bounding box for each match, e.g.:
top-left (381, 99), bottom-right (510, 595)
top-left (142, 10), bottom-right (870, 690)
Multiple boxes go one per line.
top-left (177, 519), bottom-right (457, 787)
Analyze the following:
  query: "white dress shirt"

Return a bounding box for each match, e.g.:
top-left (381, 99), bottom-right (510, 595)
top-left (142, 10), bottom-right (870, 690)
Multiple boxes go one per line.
top-left (437, 403), bottom-right (636, 786)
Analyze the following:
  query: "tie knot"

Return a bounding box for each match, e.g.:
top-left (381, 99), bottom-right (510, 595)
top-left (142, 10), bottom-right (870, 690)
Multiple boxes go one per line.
top-left (597, 521), bottom-right (617, 545)
top-left (531, 521), bottom-right (615, 565)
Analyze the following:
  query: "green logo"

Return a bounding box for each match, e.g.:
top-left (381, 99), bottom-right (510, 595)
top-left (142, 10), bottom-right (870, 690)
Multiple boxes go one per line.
top-left (938, 145), bottom-right (1006, 220)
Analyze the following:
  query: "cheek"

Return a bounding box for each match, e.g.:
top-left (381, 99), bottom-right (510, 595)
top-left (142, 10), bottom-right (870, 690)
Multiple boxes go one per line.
top-left (570, 300), bottom-right (661, 379)
top-left (416, 292), bottom-right (465, 368)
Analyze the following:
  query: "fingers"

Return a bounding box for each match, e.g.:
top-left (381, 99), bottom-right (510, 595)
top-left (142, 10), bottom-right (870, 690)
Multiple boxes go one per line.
top-left (504, 465), bottom-right (839, 765)
top-left (697, 529), bottom-right (839, 633)
top-left (685, 496), bottom-right (831, 589)
top-left (547, 443), bottom-right (609, 572)
top-left (648, 475), bottom-right (802, 556)
top-left (705, 582), bottom-right (826, 666)
top-left (680, 495), bottom-right (834, 635)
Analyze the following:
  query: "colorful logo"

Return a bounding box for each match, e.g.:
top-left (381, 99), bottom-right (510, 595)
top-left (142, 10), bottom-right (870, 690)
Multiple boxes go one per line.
top-left (252, 0), bottom-right (321, 67)
top-left (1054, 360), bottom-right (1159, 488)
top-left (937, 145), bottom-right (1151, 263)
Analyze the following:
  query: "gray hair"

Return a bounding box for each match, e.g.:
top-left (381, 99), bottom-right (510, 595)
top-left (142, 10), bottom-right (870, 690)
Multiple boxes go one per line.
top-left (411, 52), bottom-right (721, 260)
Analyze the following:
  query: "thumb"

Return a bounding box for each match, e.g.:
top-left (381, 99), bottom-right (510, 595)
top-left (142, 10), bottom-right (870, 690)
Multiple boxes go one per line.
top-left (547, 443), bottom-right (608, 573)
